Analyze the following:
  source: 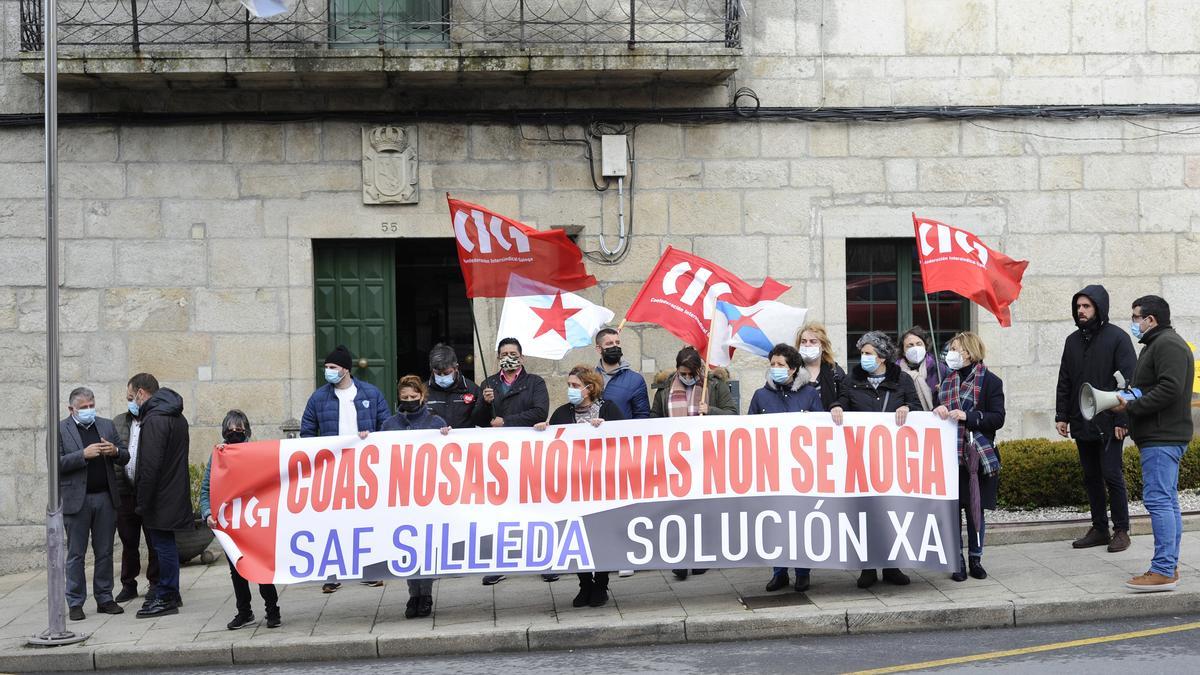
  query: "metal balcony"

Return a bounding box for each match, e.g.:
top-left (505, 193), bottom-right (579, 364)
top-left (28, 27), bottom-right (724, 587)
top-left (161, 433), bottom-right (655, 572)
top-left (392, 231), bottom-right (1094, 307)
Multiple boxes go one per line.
top-left (18, 0), bottom-right (741, 89)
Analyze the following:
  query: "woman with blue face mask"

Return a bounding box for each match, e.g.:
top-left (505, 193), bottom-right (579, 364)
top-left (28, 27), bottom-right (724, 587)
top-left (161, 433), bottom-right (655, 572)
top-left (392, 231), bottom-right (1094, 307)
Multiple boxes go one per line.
top-left (537, 365), bottom-right (623, 608)
top-left (748, 343), bottom-right (824, 594)
top-left (830, 330), bottom-right (921, 590)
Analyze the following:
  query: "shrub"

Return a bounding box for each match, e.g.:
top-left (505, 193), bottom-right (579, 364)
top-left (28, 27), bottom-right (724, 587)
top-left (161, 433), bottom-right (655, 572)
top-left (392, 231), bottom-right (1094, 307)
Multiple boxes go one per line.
top-left (189, 462), bottom-right (207, 517)
top-left (996, 437), bottom-right (1200, 509)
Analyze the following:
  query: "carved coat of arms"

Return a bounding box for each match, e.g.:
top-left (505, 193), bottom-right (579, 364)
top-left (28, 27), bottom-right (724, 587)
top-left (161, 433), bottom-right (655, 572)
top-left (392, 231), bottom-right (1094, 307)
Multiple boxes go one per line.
top-left (362, 125), bottom-right (418, 204)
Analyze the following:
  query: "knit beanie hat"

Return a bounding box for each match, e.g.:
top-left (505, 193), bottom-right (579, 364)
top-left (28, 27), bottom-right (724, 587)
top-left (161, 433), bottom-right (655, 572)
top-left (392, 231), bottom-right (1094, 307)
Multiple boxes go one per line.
top-left (324, 345), bottom-right (353, 371)
top-left (855, 330), bottom-right (896, 363)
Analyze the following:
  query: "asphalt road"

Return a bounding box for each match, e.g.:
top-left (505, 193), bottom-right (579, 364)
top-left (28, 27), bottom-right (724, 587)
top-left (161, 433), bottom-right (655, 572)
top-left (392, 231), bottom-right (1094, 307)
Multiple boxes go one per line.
top-left (73, 613), bottom-right (1200, 675)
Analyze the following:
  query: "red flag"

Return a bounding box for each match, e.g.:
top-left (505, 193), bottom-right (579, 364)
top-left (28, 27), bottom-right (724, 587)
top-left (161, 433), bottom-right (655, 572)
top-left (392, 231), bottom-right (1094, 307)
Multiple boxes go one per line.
top-left (625, 246), bottom-right (790, 351)
top-left (448, 196), bottom-right (597, 298)
top-left (913, 215), bottom-right (1028, 327)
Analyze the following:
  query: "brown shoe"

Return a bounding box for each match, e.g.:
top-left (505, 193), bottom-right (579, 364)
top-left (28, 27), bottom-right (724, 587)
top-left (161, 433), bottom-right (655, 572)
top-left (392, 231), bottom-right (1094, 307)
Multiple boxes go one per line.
top-left (1072, 527), bottom-right (1110, 549)
top-left (1125, 571), bottom-right (1177, 592)
top-left (1107, 529), bottom-right (1131, 553)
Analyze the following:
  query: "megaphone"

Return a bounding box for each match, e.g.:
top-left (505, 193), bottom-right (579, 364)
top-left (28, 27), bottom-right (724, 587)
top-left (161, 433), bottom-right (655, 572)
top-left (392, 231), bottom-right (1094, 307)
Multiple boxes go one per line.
top-left (1079, 383), bottom-right (1124, 421)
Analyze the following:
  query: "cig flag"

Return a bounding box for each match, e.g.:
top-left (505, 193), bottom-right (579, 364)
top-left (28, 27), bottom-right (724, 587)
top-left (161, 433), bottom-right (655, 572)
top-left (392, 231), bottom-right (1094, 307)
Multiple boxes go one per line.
top-left (625, 246), bottom-right (789, 352)
top-left (913, 215), bottom-right (1028, 327)
top-left (706, 300), bottom-right (809, 368)
top-left (449, 196), bottom-right (597, 298)
top-left (496, 275), bottom-right (615, 360)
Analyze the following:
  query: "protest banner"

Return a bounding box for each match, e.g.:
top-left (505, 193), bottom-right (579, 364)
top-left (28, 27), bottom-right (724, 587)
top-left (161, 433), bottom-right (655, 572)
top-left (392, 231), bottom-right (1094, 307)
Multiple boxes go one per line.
top-left (210, 412), bottom-right (960, 584)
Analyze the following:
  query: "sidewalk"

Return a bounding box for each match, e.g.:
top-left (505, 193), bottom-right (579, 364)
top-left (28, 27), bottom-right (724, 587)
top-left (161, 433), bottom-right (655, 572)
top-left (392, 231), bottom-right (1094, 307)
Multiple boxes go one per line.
top-left (2, 532), bottom-right (1199, 672)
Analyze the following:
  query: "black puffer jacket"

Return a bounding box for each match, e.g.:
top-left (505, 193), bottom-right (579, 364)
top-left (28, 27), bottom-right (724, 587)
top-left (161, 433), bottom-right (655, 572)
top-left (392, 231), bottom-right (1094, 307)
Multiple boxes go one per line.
top-left (425, 373), bottom-right (482, 429)
top-left (134, 388), bottom-right (194, 531)
top-left (834, 362), bottom-right (921, 413)
top-left (1055, 284), bottom-right (1136, 440)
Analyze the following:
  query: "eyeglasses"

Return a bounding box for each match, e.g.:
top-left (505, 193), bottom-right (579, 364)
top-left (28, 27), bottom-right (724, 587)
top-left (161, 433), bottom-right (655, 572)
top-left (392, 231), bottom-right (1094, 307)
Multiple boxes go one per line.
top-left (1131, 314), bottom-right (1145, 322)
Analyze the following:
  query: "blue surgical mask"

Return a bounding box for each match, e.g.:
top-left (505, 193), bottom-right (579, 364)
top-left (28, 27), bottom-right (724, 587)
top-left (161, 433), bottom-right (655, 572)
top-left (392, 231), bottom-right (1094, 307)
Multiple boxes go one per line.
top-left (1130, 321), bottom-right (1143, 339)
top-left (566, 387), bottom-right (585, 405)
top-left (768, 367), bottom-right (790, 384)
top-left (679, 375), bottom-right (697, 387)
top-left (860, 354), bottom-right (878, 373)
top-left (127, 400), bottom-right (140, 417)
top-left (75, 408), bottom-right (96, 425)
top-left (324, 367), bottom-right (344, 385)
top-left (433, 372), bottom-right (455, 388)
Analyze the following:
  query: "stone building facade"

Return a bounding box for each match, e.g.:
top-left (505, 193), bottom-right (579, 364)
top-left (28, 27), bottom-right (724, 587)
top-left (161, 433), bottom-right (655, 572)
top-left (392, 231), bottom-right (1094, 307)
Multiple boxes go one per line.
top-left (2, 0), bottom-right (1199, 571)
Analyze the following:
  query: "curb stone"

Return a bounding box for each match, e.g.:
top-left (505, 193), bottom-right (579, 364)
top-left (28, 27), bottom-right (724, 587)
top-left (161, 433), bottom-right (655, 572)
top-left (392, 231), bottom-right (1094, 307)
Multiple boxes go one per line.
top-left (683, 608), bottom-right (846, 642)
top-left (1012, 589), bottom-right (1200, 625)
top-left (846, 601), bottom-right (1014, 634)
top-left (528, 617), bottom-right (685, 650)
top-left (231, 634), bottom-right (378, 665)
top-left (985, 514), bottom-right (1200, 546)
top-left (0, 645), bottom-right (92, 673)
top-left (94, 641), bottom-right (233, 670)
top-left (377, 626), bottom-right (528, 657)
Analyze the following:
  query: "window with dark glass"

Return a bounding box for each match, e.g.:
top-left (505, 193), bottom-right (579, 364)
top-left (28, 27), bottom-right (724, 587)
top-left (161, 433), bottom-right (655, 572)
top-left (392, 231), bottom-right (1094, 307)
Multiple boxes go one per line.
top-left (845, 239), bottom-right (971, 366)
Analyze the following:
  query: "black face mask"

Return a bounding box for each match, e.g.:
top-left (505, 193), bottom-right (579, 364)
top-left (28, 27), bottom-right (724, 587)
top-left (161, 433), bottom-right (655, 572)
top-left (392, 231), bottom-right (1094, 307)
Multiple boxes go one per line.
top-left (601, 346), bottom-right (623, 365)
top-left (223, 431), bottom-right (248, 444)
top-left (397, 400), bottom-right (422, 414)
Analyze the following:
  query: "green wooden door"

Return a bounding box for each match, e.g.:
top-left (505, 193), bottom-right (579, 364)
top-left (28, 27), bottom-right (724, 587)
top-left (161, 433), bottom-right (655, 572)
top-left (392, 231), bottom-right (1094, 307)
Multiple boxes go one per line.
top-left (313, 240), bottom-right (397, 410)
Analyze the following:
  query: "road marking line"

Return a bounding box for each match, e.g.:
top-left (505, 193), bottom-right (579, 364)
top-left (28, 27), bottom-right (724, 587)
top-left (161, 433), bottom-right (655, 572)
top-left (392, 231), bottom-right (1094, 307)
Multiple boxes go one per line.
top-left (845, 620), bottom-right (1200, 674)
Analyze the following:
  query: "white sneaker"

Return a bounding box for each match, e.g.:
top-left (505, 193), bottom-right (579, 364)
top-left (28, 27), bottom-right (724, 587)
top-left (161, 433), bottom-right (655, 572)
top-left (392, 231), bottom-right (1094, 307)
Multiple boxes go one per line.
top-left (618, 570), bottom-right (635, 578)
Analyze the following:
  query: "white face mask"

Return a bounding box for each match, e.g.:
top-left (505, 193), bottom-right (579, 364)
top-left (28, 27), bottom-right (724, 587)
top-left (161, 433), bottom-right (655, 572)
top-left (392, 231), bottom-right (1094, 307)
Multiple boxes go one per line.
top-left (945, 350), bottom-right (965, 370)
top-left (798, 345), bottom-right (821, 363)
top-left (905, 346), bottom-right (926, 365)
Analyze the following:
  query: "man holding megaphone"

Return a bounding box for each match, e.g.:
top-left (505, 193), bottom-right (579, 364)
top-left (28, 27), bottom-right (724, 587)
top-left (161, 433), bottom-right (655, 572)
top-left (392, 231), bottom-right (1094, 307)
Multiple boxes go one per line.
top-left (1055, 286), bottom-right (1136, 553)
top-left (1113, 295), bottom-right (1194, 593)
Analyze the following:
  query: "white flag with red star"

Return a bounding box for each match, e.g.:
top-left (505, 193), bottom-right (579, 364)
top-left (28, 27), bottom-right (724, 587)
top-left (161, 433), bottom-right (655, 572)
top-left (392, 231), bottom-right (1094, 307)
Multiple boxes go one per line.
top-left (496, 275), bottom-right (615, 360)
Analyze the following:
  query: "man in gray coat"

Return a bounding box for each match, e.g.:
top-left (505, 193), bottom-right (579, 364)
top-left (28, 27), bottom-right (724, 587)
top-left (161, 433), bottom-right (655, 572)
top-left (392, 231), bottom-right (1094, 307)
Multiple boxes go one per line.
top-left (58, 386), bottom-right (129, 620)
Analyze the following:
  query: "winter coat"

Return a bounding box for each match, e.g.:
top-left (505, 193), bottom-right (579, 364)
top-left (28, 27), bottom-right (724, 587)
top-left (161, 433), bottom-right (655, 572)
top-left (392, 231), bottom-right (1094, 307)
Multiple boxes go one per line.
top-left (747, 371), bottom-right (824, 415)
top-left (938, 366), bottom-right (1006, 510)
top-left (473, 369), bottom-right (550, 428)
top-left (134, 388), bottom-right (194, 531)
top-left (833, 362), bottom-right (921, 414)
top-left (425, 373), bottom-right (482, 429)
top-left (57, 415), bottom-right (128, 514)
top-left (597, 361), bottom-right (651, 419)
top-left (650, 368), bottom-right (738, 417)
top-left (1055, 284), bottom-right (1137, 440)
top-left (810, 361), bottom-right (846, 411)
top-left (548, 399), bottom-right (625, 425)
top-left (381, 406), bottom-right (448, 432)
top-left (300, 378), bottom-right (391, 438)
top-left (1127, 326), bottom-right (1196, 447)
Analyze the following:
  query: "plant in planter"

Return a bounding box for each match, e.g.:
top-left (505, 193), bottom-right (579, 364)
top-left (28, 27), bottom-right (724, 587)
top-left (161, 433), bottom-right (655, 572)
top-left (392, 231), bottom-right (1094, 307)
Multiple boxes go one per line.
top-left (178, 463), bottom-right (217, 565)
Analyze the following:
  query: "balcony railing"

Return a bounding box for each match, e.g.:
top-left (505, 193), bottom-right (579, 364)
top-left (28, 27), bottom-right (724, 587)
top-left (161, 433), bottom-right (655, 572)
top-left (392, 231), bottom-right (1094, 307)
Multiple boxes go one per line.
top-left (19, 0), bottom-right (741, 52)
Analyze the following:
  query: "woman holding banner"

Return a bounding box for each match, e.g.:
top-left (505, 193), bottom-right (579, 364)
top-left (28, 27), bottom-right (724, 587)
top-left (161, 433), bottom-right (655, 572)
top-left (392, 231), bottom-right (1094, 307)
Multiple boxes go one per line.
top-left (749, 344), bottom-right (823, 593)
top-left (382, 375), bottom-right (450, 618)
top-left (931, 332), bottom-right (1005, 583)
top-left (830, 331), bottom-right (920, 589)
top-left (651, 346), bottom-right (736, 581)
top-left (897, 326), bottom-right (946, 412)
top-left (535, 365), bottom-right (623, 607)
top-left (795, 322), bottom-right (846, 411)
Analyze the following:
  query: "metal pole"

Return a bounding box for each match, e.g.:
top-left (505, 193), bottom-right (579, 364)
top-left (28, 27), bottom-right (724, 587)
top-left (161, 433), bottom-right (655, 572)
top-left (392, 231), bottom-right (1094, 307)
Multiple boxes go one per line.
top-left (29, 0), bottom-right (86, 647)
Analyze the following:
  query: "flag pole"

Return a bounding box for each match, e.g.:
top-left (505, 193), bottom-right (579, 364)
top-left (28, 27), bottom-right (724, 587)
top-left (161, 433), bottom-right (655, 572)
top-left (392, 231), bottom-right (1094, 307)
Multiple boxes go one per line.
top-left (923, 290), bottom-right (944, 386)
top-left (469, 301), bottom-right (490, 382)
top-left (616, 318), bottom-right (626, 332)
top-left (29, 0), bottom-right (86, 646)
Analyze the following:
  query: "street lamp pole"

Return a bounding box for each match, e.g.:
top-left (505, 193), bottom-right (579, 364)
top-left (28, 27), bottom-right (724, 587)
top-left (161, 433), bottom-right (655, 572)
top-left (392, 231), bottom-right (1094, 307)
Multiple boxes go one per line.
top-left (29, 0), bottom-right (86, 647)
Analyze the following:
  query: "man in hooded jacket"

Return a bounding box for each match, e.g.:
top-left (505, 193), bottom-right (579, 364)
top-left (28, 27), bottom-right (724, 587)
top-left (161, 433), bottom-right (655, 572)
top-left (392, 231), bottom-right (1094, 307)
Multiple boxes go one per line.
top-left (1055, 285), bottom-right (1136, 553)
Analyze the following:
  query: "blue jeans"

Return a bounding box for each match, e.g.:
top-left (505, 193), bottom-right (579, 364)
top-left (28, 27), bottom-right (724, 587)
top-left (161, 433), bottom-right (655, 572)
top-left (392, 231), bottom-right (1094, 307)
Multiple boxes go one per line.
top-left (146, 529), bottom-right (180, 602)
top-left (1140, 445), bottom-right (1185, 577)
top-left (772, 567), bottom-right (810, 578)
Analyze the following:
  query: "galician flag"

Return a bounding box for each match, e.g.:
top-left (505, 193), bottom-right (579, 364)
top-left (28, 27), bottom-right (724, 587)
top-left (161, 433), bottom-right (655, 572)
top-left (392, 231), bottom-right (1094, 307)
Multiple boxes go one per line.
top-left (238, 0), bottom-right (291, 18)
top-left (496, 275), bottom-right (615, 360)
top-left (706, 300), bottom-right (808, 367)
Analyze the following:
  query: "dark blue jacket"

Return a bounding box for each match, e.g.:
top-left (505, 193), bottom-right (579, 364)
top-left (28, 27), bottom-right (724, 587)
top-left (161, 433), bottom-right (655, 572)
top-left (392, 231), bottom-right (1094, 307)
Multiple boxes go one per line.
top-left (597, 361), bottom-right (651, 420)
top-left (381, 406), bottom-right (447, 432)
top-left (748, 377), bottom-right (824, 415)
top-left (300, 378), bottom-right (390, 438)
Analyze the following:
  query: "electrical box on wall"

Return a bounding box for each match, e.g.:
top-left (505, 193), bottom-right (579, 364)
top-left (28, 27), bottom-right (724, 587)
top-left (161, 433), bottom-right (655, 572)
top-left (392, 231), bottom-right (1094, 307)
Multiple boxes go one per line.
top-left (601, 135), bottom-right (628, 177)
